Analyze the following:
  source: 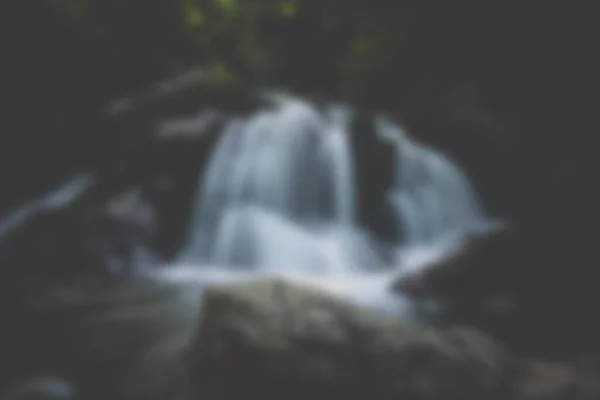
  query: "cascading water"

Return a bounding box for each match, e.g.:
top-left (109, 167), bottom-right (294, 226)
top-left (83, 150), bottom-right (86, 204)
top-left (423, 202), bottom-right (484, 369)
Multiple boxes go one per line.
top-left (178, 98), bottom-right (364, 271)
top-left (0, 173), bottom-right (94, 239)
top-left (376, 116), bottom-right (484, 246)
top-left (173, 95), bottom-right (493, 315)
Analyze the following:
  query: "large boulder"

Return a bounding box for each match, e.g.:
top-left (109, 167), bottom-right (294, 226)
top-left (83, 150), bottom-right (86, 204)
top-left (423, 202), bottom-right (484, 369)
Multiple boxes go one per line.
top-left (188, 278), bottom-right (519, 400)
top-left (519, 359), bottom-right (600, 400)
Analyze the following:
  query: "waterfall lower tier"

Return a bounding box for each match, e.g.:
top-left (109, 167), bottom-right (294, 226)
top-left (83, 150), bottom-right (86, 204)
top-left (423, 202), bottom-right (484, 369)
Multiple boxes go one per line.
top-left (210, 206), bottom-right (382, 273)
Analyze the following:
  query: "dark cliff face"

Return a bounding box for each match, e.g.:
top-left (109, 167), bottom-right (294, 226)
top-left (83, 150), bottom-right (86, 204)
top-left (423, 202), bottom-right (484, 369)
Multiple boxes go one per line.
top-left (349, 112), bottom-right (397, 243)
top-left (97, 70), bottom-right (268, 258)
top-left (392, 223), bottom-right (600, 358)
top-left (0, 188), bottom-right (156, 282)
top-left (0, 70), bottom-right (270, 277)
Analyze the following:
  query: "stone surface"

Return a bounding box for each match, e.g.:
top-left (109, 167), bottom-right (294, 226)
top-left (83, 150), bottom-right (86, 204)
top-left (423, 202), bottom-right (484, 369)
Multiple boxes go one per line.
top-left (392, 226), bottom-right (600, 358)
top-left (0, 273), bottom-right (203, 400)
top-left (518, 359), bottom-right (600, 400)
top-left (188, 278), bottom-right (519, 400)
top-left (2, 273), bottom-right (600, 399)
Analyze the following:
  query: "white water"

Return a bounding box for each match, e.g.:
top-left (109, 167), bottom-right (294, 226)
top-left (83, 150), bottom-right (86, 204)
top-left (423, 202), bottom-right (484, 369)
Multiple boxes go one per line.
top-left (0, 173), bottom-right (94, 239)
top-left (376, 116), bottom-right (484, 245)
top-left (179, 99), bottom-right (358, 262)
top-left (170, 96), bottom-right (494, 316)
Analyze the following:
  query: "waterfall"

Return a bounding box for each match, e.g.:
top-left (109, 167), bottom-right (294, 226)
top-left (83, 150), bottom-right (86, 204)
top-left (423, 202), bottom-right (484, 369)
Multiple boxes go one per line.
top-left (0, 94), bottom-right (495, 315)
top-left (178, 98), bottom-right (360, 269)
top-left (0, 173), bottom-right (94, 239)
top-left (375, 116), bottom-right (484, 245)
top-left (324, 105), bottom-right (355, 225)
top-left (173, 95), bottom-right (493, 315)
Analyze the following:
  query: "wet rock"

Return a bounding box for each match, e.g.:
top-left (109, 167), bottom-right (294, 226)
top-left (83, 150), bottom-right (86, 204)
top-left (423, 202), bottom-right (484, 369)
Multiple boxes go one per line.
top-left (0, 184), bottom-right (158, 281)
top-left (3, 275), bottom-right (203, 400)
top-left (1, 68), bottom-right (267, 263)
top-left (188, 278), bottom-right (519, 400)
top-left (349, 111), bottom-right (397, 242)
top-left (391, 226), bottom-right (600, 357)
top-left (518, 359), bottom-right (600, 400)
top-left (100, 68), bottom-right (269, 258)
top-left (392, 228), bottom-right (525, 304)
top-left (3, 270), bottom-right (600, 400)
top-left (83, 187), bottom-right (159, 276)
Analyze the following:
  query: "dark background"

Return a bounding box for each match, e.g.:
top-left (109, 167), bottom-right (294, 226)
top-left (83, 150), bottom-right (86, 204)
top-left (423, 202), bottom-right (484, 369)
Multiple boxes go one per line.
top-left (3, 1), bottom-right (595, 228)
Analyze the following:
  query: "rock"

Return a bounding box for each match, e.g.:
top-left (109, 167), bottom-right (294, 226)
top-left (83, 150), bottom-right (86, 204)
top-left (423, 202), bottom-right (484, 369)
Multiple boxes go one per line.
top-left (188, 278), bottom-right (518, 400)
top-left (2, 275), bottom-right (203, 400)
top-left (518, 359), bottom-right (600, 400)
top-left (392, 228), bottom-right (525, 305)
top-left (348, 111), bottom-right (397, 242)
top-left (0, 183), bottom-right (158, 282)
top-left (81, 187), bottom-right (159, 276)
top-left (1, 68), bottom-right (267, 263)
top-left (99, 68), bottom-right (269, 258)
top-left (391, 226), bottom-right (600, 358)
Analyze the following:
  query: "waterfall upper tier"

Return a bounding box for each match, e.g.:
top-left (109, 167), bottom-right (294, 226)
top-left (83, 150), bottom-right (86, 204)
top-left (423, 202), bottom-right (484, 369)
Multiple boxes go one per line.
top-left (178, 96), bottom-right (490, 275)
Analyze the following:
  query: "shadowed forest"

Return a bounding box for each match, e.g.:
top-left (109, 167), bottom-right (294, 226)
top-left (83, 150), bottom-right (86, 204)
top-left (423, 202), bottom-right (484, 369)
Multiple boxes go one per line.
top-left (5, 2), bottom-right (595, 214)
